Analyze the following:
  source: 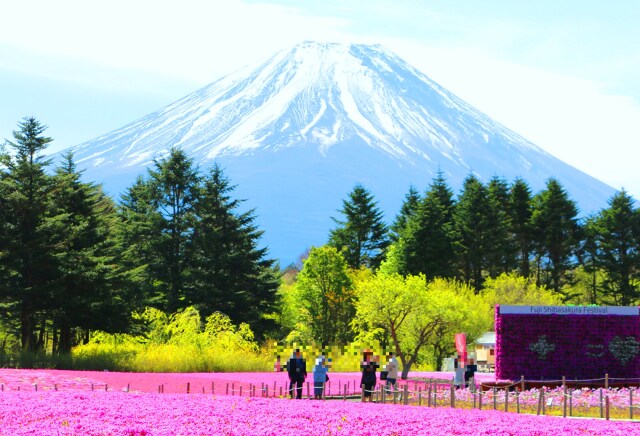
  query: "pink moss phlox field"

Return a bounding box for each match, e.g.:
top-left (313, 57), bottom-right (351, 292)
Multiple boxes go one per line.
top-left (495, 305), bottom-right (640, 380)
top-left (0, 369), bottom-right (496, 395)
top-left (1, 391), bottom-right (638, 435)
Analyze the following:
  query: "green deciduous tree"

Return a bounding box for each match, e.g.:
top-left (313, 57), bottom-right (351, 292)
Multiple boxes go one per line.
top-left (354, 273), bottom-right (480, 378)
top-left (296, 246), bottom-right (354, 345)
top-left (328, 184), bottom-right (389, 270)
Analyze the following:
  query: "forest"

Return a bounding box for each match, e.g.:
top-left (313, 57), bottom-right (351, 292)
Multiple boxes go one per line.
top-left (1, 117), bottom-right (639, 372)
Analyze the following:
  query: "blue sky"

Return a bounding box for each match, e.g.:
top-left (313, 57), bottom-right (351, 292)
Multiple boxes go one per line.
top-left (1, 0), bottom-right (639, 200)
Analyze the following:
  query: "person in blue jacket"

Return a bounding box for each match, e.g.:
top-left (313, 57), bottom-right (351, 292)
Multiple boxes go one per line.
top-left (312, 355), bottom-right (329, 399)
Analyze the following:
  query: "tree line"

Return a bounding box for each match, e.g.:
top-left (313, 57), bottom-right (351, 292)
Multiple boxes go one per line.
top-left (323, 173), bottom-right (639, 305)
top-left (0, 118), bottom-right (279, 354)
top-left (1, 117), bottom-right (638, 367)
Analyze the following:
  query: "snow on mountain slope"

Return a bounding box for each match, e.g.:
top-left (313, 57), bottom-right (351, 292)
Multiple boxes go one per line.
top-left (63, 42), bottom-right (616, 264)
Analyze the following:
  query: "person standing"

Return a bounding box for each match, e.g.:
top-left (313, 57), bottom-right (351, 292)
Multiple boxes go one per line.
top-left (384, 351), bottom-right (399, 396)
top-left (287, 349), bottom-right (307, 399)
top-left (312, 355), bottom-right (329, 399)
top-left (360, 349), bottom-right (379, 402)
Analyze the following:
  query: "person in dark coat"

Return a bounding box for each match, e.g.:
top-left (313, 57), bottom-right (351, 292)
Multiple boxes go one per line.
top-left (287, 349), bottom-right (307, 399)
top-left (360, 349), bottom-right (379, 402)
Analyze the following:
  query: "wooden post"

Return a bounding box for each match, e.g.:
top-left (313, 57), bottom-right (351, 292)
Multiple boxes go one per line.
top-left (630, 388), bottom-right (634, 420)
top-left (187, 382), bottom-right (191, 394)
top-left (542, 389), bottom-right (546, 415)
top-left (279, 386), bottom-right (283, 397)
top-left (605, 373), bottom-right (609, 390)
top-left (569, 389), bottom-right (573, 417)
top-left (306, 382), bottom-right (310, 399)
top-left (600, 388), bottom-right (604, 418)
top-left (55, 384), bottom-right (58, 392)
top-left (239, 385), bottom-right (243, 396)
top-left (536, 389), bottom-right (542, 416)
top-left (381, 385), bottom-right (386, 404)
top-left (473, 392), bottom-right (476, 409)
top-left (35, 384), bottom-right (37, 392)
top-left (478, 390), bottom-right (482, 410)
top-left (562, 376), bottom-right (567, 418)
top-left (427, 386), bottom-right (432, 407)
top-left (265, 385), bottom-right (269, 398)
top-left (418, 388), bottom-right (422, 406)
top-left (361, 384), bottom-right (365, 402)
top-left (492, 387), bottom-right (497, 410)
top-left (91, 383), bottom-right (94, 391)
top-left (226, 383), bottom-right (229, 395)
top-left (521, 376), bottom-right (525, 392)
top-left (343, 384), bottom-right (347, 401)
top-left (403, 384), bottom-right (409, 405)
top-left (504, 387), bottom-right (508, 412)
top-left (105, 384), bottom-right (108, 392)
top-left (450, 380), bottom-right (455, 408)
top-left (516, 390), bottom-right (520, 413)
top-left (212, 382), bottom-right (215, 394)
top-left (273, 381), bottom-right (276, 396)
top-left (126, 383), bottom-right (129, 393)
top-left (606, 395), bottom-right (610, 420)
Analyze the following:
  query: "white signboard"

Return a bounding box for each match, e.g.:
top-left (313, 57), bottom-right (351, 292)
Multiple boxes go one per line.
top-left (499, 305), bottom-right (639, 316)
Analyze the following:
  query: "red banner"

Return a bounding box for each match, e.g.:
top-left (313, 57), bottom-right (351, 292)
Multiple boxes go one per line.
top-left (455, 333), bottom-right (467, 366)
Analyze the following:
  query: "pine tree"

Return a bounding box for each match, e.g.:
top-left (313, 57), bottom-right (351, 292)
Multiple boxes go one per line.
top-left (486, 176), bottom-right (516, 276)
top-left (453, 174), bottom-right (495, 291)
top-left (328, 184), bottom-right (389, 270)
top-left (530, 178), bottom-right (581, 297)
top-left (390, 186), bottom-right (420, 242)
top-left (593, 190), bottom-right (640, 305)
top-left (48, 153), bottom-right (129, 352)
top-left (508, 178), bottom-right (534, 277)
top-left (147, 148), bottom-right (199, 313)
top-left (398, 173), bottom-right (456, 279)
top-left (0, 117), bottom-right (55, 350)
top-left (189, 164), bottom-right (280, 336)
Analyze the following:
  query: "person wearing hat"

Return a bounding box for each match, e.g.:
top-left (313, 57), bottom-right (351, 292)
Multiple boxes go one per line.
top-left (312, 355), bottom-right (329, 399)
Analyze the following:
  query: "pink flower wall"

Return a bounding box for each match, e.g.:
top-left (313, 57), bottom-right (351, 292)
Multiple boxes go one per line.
top-left (495, 305), bottom-right (640, 381)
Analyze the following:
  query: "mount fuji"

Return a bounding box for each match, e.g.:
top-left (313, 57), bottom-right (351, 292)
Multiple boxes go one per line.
top-left (62, 41), bottom-right (616, 264)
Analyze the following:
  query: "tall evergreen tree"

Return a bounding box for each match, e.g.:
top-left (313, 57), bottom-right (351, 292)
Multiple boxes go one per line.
top-left (530, 178), bottom-right (581, 297)
top-left (0, 117), bottom-right (54, 350)
top-left (390, 186), bottom-right (420, 242)
top-left (328, 184), bottom-right (389, 270)
top-left (398, 173), bottom-right (456, 279)
top-left (147, 148), bottom-right (199, 313)
top-left (593, 190), bottom-right (640, 305)
top-left (48, 153), bottom-right (130, 353)
top-left (453, 174), bottom-right (496, 291)
top-left (508, 178), bottom-right (534, 277)
top-left (486, 176), bottom-right (516, 276)
top-left (189, 164), bottom-right (280, 335)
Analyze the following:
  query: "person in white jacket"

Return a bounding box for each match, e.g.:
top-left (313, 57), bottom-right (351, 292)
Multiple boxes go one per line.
top-left (384, 352), bottom-right (399, 395)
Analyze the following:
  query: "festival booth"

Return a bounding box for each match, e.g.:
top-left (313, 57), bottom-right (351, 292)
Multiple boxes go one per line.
top-left (495, 305), bottom-right (640, 383)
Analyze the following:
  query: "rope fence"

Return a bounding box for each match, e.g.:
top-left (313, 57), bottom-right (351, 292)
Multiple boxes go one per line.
top-left (2, 373), bottom-right (639, 420)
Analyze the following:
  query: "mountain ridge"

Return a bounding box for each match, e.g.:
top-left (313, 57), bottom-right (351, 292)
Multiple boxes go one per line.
top-left (62, 42), bottom-right (616, 264)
